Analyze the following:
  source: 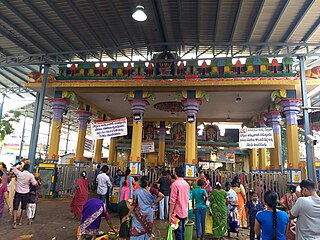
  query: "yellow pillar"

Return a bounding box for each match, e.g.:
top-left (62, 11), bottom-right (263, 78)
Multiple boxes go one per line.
top-left (280, 98), bottom-right (302, 183)
top-left (47, 121), bottom-right (62, 160)
top-left (270, 133), bottom-right (281, 169)
top-left (185, 120), bottom-right (197, 164)
top-left (258, 148), bottom-right (267, 170)
top-left (93, 139), bottom-right (103, 164)
top-left (129, 99), bottom-right (148, 174)
top-left (182, 99), bottom-right (201, 179)
top-left (286, 124), bottom-right (300, 168)
top-left (130, 121), bottom-right (143, 162)
top-left (249, 149), bottom-right (258, 171)
top-left (46, 98), bottom-right (68, 162)
top-left (74, 111), bottom-right (92, 165)
top-left (108, 137), bottom-right (117, 165)
top-left (158, 121), bottom-right (166, 166)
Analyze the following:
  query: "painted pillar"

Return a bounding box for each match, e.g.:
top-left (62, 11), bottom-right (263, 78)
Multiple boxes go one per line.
top-left (265, 110), bottom-right (281, 171)
top-left (129, 99), bottom-right (148, 174)
top-left (249, 149), bottom-right (258, 172)
top-left (279, 98), bottom-right (302, 184)
top-left (182, 99), bottom-right (201, 178)
top-left (255, 120), bottom-right (268, 172)
top-left (158, 121), bottom-right (166, 166)
top-left (46, 98), bottom-right (69, 163)
top-left (93, 119), bottom-right (103, 165)
top-left (108, 137), bottom-right (117, 165)
top-left (74, 110), bottom-right (92, 165)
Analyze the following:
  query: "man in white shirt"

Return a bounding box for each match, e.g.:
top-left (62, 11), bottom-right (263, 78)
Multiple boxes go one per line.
top-left (96, 165), bottom-right (112, 205)
top-left (11, 161), bottom-right (37, 229)
top-left (291, 179), bottom-right (320, 240)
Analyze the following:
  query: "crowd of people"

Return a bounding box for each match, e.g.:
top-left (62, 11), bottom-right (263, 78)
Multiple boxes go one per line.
top-left (0, 160), bottom-right (41, 228)
top-left (72, 164), bottom-right (320, 240)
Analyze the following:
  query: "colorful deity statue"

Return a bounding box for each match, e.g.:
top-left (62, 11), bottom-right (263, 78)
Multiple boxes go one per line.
top-left (172, 149), bottom-right (180, 167)
top-left (144, 123), bottom-right (154, 140)
top-left (171, 123), bottom-right (186, 141)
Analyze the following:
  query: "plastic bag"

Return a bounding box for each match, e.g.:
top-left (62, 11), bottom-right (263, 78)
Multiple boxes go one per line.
top-left (167, 225), bottom-right (173, 240)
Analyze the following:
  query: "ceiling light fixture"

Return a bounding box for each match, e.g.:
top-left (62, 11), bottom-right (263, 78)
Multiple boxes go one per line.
top-left (132, 4), bottom-right (147, 22)
top-left (226, 115), bottom-right (231, 121)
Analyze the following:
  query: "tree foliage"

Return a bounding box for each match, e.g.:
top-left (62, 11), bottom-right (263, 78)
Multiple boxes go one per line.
top-left (0, 110), bottom-right (21, 142)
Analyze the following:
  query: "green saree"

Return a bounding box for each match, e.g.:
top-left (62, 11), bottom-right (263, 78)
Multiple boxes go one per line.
top-left (210, 189), bottom-right (228, 238)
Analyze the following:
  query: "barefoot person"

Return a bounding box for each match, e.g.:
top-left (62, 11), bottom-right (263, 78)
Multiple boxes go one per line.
top-left (11, 161), bottom-right (37, 229)
top-left (70, 171), bottom-right (89, 219)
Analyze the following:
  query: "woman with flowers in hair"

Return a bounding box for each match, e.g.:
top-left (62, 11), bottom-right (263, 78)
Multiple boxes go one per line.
top-left (210, 182), bottom-right (228, 239)
top-left (70, 171), bottom-right (89, 219)
top-left (279, 185), bottom-right (300, 240)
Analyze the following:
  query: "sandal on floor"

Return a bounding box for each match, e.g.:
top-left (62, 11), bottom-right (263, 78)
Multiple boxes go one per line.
top-left (13, 222), bottom-right (17, 229)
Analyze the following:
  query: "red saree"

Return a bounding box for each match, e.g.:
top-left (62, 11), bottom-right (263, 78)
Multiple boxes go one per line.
top-left (70, 178), bottom-right (89, 219)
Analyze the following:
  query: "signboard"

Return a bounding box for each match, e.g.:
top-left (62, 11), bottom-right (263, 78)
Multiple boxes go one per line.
top-left (239, 127), bottom-right (274, 149)
top-left (129, 162), bottom-right (141, 175)
top-left (184, 164), bottom-right (196, 178)
top-left (91, 118), bottom-right (127, 139)
top-left (84, 138), bottom-right (93, 152)
top-left (141, 142), bottom-right (155, 153)
top-left (217, 151), bottom-right (235, 163)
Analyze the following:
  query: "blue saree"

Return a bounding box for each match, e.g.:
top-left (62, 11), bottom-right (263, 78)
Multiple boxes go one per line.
top-left (130, 188), bottom-right (154, 240)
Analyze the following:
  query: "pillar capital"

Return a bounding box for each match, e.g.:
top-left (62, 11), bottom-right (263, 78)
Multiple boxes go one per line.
top-left (265, 110), bottom-right (281, 134)
top-left (181, 99), bottom-right (202, 121)
top-left (129, 99), bottom-right (149, 122)
top-left (49, 98), bottom-right (69, 121)
top-left (76, 110), bottom-right (92, 130)
top-left (279, 98), bottom-right (302, 125)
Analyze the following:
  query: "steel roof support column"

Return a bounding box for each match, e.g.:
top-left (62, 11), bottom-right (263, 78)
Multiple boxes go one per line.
top-left (0, 94), bottom-right (5, 123)
top-left (18, 109), bottom-right (27, 161)
top-left (28, 64), bottom-right (49, 172)
top-left (299, 56), bottom-right (316, 182)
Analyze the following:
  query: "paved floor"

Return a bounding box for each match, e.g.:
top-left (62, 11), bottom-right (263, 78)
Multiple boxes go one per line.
top-left (0, 197), bottom-right (249, 240)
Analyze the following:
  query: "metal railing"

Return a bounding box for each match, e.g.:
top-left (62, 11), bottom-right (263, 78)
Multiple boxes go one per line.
top-left (56, 165), bottom-right (94, 197)
top-left (56, 165), bottom-right (288, 199)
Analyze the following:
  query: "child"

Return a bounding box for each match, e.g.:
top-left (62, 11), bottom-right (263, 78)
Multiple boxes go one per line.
top-left (245, 191), bottom-right (264, 240)
top-left (151, 183), bottom-right (159, 220)
top-left (192, 179), bottom-right (207, 240)
top-left (27, 175), bottom-right (41, 224)
top-left (226, 182), bottom-right (240, 237)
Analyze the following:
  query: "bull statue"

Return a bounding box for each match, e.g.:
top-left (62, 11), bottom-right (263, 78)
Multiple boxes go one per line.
top-left (28, 68), bottom-right (57, 82)
top-left (297, 66), bottom-right (320, 79)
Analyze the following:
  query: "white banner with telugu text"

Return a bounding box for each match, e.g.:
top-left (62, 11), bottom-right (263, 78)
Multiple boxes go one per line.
top-left (91, 118), bottom-right (127, 139)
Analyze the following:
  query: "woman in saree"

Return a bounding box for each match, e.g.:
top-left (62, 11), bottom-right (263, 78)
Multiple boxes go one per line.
top-left (71, 171), bottom-right (89, 219)
top-left (279, 185), bottom-right (300, 240)
top-left (0, 170), bottom-right (11, 222)
top-left (130, 176), bottom-right (163, 240)
top-left (231, 175), bottom-right (247, 228)
top-left (210, 182), bottom-right (228, 239)
top-left (79, 198), bottom-right (114, 240)
top-left (119, 169), bottom-right (136, 202)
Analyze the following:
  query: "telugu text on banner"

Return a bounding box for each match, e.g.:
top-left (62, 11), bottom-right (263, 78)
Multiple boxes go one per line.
top-left (239, 127), bottom-right (274, 149)
top-left (141, 142), bottom-right (155, 153)
top-left (91, 118), bottom-right (127, 139)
